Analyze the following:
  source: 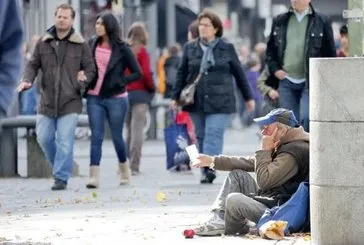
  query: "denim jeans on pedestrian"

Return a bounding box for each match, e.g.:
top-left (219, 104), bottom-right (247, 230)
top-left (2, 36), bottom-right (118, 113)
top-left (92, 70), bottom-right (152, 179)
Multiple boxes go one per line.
top-left (36, 113), bottom-right (79, 182)
top-left (278, 79), bottom-right (309, 132)
top-left (19, 86), bottom-right (37, 115)
top-left (87, 95), bottom-right (129, 166)
top-left (189, 112), bottom-right (231, 174)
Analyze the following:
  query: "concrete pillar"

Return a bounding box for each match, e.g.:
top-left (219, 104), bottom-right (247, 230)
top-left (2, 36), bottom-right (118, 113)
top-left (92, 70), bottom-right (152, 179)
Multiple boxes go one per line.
top-left (310, 57), bottom-right (364, 245)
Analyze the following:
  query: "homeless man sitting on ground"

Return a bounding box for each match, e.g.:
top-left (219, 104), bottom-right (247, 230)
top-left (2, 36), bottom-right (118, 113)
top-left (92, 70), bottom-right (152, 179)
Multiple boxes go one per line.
top-left (192, 108), bottom-right (309, 236)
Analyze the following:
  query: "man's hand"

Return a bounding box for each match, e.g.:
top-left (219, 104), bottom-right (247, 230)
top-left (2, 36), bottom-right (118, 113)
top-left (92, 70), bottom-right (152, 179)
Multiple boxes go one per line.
top-left (246, 99), bottom-right (255, 112)
top-left (274, 70), bottom-right (287, 80)
top-left (268, 89), bottom-right (279, 100)
top-left (78, 70), bottom-right (87, 82)
top-left (16, 81), bottom-right (32, 92)
top-left (192, 154), bottom-right (214, 168)
top-left (261, 128), bottom-right (280, 151)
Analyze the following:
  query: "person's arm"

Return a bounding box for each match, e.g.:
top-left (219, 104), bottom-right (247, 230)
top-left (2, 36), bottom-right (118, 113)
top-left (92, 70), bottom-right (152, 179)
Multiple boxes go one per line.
top-left (214, 155), bottom-right (255, 172)
top-left (227, 43), bottom-right (253, 101)
top-left (22, 40), bottom-right (41, 85)
top-left (0, 1), bottom-right (23, 115)
top-left (123, 44), bottom-right (142, 84)
top-left (138, 47), bottom-right (155, 92)
top-left (170, 43), bottom-right (189, 101)
top-left (80, 42), bottom-right (96, 90)
top-left (321, 16), bottom-right (337, 57)
top-left (255, 150), bottom-right (298, 191)
top-left (265, 17), bottom-right (282, 75)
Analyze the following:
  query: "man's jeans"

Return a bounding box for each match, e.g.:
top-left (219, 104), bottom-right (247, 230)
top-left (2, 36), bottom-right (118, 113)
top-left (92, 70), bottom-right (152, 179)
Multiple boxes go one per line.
top-left (19, 86), bottom-right (37, 115)
top-left (189, 112), bottom-right (231, 174)
top-left (278, 79), bottom-right (309, 132)
top-left (36, 113), bottom-right (78, 182)
top-left (87, 95), bottom-right (129, 165)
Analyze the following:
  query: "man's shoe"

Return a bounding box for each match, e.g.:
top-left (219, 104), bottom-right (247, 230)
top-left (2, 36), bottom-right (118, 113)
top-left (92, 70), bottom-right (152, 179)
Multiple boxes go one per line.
top-left (195, 212), bottom-right (225, 236)
top-left (51, 179), bottom-right (67, 191)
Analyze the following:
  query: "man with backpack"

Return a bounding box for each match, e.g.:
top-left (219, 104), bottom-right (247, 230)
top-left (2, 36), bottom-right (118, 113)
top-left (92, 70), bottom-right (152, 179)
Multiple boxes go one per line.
top-left (192, 108), bottom-right (309, 236)
top-left (164, 44), bottom-right (181, 98)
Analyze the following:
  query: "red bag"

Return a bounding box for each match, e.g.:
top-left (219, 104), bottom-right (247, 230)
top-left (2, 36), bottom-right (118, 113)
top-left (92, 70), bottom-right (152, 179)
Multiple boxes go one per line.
top-left (175, 111), bottom-right (196, 144)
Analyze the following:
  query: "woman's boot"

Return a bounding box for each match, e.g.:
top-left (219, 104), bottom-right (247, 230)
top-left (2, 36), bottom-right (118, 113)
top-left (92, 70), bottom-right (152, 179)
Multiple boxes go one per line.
top-left (86, 166), bottom-right (100, 189)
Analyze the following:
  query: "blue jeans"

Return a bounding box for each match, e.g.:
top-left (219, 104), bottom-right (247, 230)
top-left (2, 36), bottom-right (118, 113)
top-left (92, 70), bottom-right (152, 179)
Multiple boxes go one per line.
top-left (189, 112), bottom-right (231, 174)
top-left (278, 79), bottom-right (309, 132)
top-left (36, 113), bottom-right (79, 182)
top-left (87, 95), bottom-right (129, 165)
top-left (19, 86), bottom-right (37, 115)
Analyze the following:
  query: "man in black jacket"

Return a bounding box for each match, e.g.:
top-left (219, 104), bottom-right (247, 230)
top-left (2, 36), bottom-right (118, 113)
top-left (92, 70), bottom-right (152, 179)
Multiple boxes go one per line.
top-left (265, 0), bottom-right (336, 132)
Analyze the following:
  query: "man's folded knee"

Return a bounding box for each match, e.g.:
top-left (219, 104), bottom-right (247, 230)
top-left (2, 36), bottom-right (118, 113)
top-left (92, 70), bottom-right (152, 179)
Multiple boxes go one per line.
top-left (226, 193), bottom-right (247, 210)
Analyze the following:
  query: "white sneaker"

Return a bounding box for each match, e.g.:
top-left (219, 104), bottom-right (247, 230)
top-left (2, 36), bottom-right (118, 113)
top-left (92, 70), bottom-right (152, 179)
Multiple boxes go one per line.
top-left (195, 212), bottom-right (225, 236)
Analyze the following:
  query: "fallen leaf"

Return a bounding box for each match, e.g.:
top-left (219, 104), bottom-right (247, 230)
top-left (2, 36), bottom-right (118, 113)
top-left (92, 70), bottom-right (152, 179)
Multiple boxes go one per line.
top-left (92, 192), bottom-right (97, 198)
top-left (6, 211), bottom-right (11, 216)
top-left (304, 235), bottom-right (311, 241)
top-left (156, 191), bottom-right (166, 202)
top-left (55, 197), bottom-right (62, 203)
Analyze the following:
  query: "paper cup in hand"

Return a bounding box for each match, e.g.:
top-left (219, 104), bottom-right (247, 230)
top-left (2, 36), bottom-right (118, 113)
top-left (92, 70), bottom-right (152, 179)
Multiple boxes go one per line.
top-left (185, 144), bottom-right (199, 164)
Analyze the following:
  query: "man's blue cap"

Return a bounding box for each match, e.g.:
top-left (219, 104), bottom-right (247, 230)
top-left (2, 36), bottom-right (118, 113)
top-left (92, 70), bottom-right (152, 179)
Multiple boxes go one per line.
top-left (253, 108), bottom-right (298, 127)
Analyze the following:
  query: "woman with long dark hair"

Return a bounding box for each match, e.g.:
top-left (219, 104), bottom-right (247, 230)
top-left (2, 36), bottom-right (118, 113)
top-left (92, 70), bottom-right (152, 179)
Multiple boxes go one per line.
top-left (84, 12), bottom-right (142, 188)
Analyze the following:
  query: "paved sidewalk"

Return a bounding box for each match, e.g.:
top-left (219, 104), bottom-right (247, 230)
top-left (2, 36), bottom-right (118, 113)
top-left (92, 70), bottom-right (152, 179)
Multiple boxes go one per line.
top-left (0, 126), bottom-right (310, 244)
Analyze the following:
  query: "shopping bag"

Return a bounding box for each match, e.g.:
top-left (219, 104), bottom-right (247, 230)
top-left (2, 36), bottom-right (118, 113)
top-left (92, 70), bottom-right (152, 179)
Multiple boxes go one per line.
top-left (164, 111), bottom-right (191, 170)
top-left (257, 182), bottom-right (309, 235)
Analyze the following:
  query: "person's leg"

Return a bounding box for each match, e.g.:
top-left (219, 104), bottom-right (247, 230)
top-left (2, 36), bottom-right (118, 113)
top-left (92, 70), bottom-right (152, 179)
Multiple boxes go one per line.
top-left (87, 96), bottom-right (106, 166)
top-left (301, 87), bottom-right (309, 132)
top-left (278, 79), bottom-right (302, 122)
top-left (211, 170), bottom-right (259, 213)
top-left (53, 113), bottom-right (78, 184)
top-left (36, 114), bottom-right (56, 166)
top-left (86, 96), bottom-right (106, 188)
top-left (105, 97), bottom-right (130, 184)
top-left (128, 103), bottom-right (148, 174)
top-left (188, 112), bottom-right (206, 175)
top-left (202, 113), bottom-right (231, 183)
top-left (224, 193), bottom-right (268, 235)
top-left (196, 170), bottom-right (258, 236)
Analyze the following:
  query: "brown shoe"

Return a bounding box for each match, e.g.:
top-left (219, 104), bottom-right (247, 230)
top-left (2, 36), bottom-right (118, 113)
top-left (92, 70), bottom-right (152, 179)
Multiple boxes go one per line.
top-left (118, 162), bottom-right (131, 185)
top-left (86, 166), bottom-right (100, 189)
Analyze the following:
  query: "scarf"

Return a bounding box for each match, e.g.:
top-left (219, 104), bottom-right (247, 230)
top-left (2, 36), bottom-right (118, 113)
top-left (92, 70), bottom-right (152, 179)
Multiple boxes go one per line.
top-left (199, 37), bottom-right (220, 74)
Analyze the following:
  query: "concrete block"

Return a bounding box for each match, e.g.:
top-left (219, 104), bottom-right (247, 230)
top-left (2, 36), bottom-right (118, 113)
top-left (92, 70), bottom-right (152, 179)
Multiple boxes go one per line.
top-left (310, 185), bottom-right (364, 245)
top-left (27, 134), bottom-right (79, 178)
top-left (310, 121), bottom-right (364, 186)
top-left (310, 58), bottom-right (364, 122)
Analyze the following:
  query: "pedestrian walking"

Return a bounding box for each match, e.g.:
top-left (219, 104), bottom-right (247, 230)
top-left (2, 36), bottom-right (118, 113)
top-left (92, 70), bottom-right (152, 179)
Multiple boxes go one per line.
top-left (17, 4), bottom-right (96, 190)
top-left (84, 12), bottom-right (142, 188)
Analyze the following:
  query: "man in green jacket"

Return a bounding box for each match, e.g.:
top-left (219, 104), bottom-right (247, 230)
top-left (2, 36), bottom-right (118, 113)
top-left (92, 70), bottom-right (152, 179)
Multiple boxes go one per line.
top-left (193, 108), bottom-right (309, 236)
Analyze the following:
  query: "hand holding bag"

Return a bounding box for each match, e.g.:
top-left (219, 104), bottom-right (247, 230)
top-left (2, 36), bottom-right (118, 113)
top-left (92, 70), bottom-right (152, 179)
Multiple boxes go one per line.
top-left (178, 74), bottom-right (202, 107)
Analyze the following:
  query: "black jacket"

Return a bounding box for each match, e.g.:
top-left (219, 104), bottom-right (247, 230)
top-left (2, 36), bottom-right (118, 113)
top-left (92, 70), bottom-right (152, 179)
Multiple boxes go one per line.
top-left (171, 39), bottom-right (253, 114)
top-left (265, 3), bottom-right (336, 86)
top-left (87, 37), bottom-right (142, 98)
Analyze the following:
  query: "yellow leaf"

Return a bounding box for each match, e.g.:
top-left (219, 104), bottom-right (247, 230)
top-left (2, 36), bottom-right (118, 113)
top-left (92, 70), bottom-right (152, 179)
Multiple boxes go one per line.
top-left (304, 235), bottom-right (311, 241)
top-left (92, 192), bottom-right (97, 198)
top-left (156, 191), bottom-right (166, 202)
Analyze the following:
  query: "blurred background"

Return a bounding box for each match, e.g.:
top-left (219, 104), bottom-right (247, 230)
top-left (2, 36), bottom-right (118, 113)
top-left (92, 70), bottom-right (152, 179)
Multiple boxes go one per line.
top-left (19, 0), bottom-right (347, 66)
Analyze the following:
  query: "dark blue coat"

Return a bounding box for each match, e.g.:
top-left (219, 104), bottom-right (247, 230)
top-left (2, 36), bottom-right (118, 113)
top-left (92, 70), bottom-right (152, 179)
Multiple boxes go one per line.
top-left (0, 0), bottom-right (23, 117)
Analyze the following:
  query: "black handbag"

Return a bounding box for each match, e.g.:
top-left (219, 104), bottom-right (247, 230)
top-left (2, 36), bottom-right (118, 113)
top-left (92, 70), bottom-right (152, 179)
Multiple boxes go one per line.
top-left (178, 74), bottom-right (202, 107)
